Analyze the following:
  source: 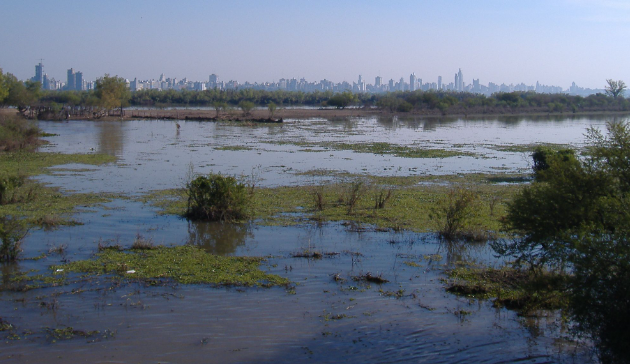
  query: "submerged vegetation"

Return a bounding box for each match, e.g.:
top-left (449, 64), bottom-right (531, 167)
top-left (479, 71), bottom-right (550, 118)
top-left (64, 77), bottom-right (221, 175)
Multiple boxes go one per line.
top-left (60, 245), bottom-right (289, 287)
top-left (144, 174), bottom-right (520, 236)
top-left (0, 118), bottom-right (116, 261)
top-left (5, 245), bottom-right (290, 290)
top-left (445, 265), bottom-right (569, 313)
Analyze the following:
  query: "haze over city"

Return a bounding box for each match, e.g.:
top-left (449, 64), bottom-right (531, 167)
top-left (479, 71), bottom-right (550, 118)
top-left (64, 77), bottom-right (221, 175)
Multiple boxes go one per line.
top-left (2, 1), bottom-right (629, 90)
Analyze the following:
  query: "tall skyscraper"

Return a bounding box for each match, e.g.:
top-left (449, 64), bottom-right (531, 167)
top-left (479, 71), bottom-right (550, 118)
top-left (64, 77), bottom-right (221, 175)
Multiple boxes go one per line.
top-left (410, 73), bottom-right (417, 91)
top-left (33, 62), bottom-right (44, 85)
top-left (454, 73), bottom-right (459, 91)
top-left (438, 76), bottom-right (442, 90)
top-left (209, 74), bottom-right (218, 84)
top-left (457, 68), bottom-right (463, 91)
top-left (375, 76), bottom-right (382, 88)
top-left (75, 71), bottom-right (83, 91)
top-left (67, 68), bottom-right (76, 91)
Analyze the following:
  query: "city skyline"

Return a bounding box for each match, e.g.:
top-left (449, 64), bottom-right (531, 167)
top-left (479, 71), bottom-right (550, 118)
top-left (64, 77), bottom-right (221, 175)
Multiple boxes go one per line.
top-left (24, 61), bottom-right (603, 96)
top-left (2, 1), bottom-right (629, 90)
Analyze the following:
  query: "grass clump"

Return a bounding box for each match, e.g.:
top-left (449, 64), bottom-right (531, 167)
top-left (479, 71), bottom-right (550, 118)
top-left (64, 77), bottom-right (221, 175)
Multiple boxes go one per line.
top-left (143, 173), bottom-right (520, 234)
top-left (130, 234), bottom-right (155, 250)
top-left (186, 174), bottom-right (250, 222)
top-left (430, 187), bottom-right (494, 241)
top-left (45, 326), bottom-right (101, 342)
top-left (0, 116), bottom-right (40, 152)
top-left (0, 173), bottom-right (35, 205)
top-left (445, 266), bottom-right (569, 313)
top-left (58, 245), bottom-right (289, 287)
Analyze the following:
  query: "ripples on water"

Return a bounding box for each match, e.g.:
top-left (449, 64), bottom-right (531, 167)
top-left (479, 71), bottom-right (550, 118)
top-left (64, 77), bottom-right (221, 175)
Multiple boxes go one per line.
top-left (1, 115), bottom-right (608, 363)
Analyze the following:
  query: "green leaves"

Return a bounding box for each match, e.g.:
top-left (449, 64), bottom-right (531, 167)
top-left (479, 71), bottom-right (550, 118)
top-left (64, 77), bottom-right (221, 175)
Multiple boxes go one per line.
top-left (94, 74), bottom-right (130, 111)
top-left (186, 174), bottom-right (250, 222)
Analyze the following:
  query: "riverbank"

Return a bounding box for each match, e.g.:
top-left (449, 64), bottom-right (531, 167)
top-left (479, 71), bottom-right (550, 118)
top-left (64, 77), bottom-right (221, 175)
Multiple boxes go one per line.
top-left (93, 107), bottom-right (630, 122)
top-left (5, 106), bottom-right (629, 122)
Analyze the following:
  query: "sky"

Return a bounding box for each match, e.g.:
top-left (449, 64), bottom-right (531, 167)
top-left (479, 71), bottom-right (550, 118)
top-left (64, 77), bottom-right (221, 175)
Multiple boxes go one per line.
top-left (1, 0), bottom-right (629, 89)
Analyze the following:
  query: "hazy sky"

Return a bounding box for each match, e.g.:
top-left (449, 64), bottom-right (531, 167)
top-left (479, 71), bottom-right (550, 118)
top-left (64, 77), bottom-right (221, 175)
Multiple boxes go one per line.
top-left (1, 0), bottom-right (629, 89)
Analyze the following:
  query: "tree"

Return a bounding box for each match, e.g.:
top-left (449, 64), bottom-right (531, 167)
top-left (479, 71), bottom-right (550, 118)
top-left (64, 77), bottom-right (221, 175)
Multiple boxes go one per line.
top-left (0, 73), bottom-right (41, 112)
top-left (267, 102), bottom-right (277, 118)
top-left (238, 100), bottom-right (255, 116)
top-left (605, 79), bottom-right (626, 99)
top-left (94, 74), bottom-right (130, 114)
top-left (494, 121), bottom-right (630, 362)
top-left (0, 69), bottom-right (8, 104)
top-left (327, 91), bottom-right (356, 109)
top-left (212, 101), bottom-right (226, 117)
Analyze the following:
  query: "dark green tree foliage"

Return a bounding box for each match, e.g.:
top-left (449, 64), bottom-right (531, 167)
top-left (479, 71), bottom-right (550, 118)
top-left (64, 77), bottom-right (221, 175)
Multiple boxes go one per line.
top-left (495, 121), bottom-right (630, 363)
top-left (0, 215), bottom-right (28, 262)
top-left (531, 146), bottom-right (579, 181)
top-left (570, 234), bottom-right (630, 364)
top-left (0, 69), bottom-right (8, 104)
top-left (186, 174), bottom-right (249, 222)
top-left (326, 91), bottom-right (356, 109)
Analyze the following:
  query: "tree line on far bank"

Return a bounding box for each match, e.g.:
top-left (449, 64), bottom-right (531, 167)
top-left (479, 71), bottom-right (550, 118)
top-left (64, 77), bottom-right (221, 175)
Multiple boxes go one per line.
top-left (1, 69), bottom-right (628, 117)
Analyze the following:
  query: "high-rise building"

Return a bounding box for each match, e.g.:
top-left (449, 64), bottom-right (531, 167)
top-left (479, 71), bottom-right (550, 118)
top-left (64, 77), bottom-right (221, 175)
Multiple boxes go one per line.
top-left (454, 73), bottom-right (459, 91)
top-left (67, 68), bottom-right (76, 91)
top-left (410, 73), bottom-right (417, 91)
top-left (209, 74), bottom-right (218, 87)
top-left (32, 62), bottom-right (44, 85)
top-left (75, 71), bottom-right (83, 91)
top-left (457, 68), bottom-right (463, 91)
top-left (438, 76), bottom-right (442, 90)
top-left (375, 76), bottom-right (382, 88)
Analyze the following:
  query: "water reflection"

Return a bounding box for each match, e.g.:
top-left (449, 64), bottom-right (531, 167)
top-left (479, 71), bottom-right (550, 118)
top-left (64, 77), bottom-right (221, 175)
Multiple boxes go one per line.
top-left (437, 239), bottom-right (489, 265)
top-left (96, 121), bottom-right (124, 157)
top-left (186, 221), bottom-right (252, 255)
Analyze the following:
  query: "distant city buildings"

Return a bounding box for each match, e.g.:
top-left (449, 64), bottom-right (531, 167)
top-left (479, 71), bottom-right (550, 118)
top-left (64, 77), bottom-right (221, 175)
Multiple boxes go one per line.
top-left (28, 62), bottom-right (606, 96)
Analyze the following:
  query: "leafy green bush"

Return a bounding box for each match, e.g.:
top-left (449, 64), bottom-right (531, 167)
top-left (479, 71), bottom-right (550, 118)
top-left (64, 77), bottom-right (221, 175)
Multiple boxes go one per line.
top-left (531, 146), bottom-right (578, 181)
top-left (569, 234), bottom-right (630, 364)
top-left (495, 121), bottom-right (630, 362)
top-left (186, 174), bottom-right (249, 222)
top-left (0, 173), bottom-right (30, 205)
top-left (0, 215), bottom-right (28, 262)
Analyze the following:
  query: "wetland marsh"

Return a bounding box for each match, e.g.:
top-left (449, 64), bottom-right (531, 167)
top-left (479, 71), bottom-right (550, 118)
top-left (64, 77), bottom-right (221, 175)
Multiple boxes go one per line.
top-left (1, 114), bottom-right (618, 363)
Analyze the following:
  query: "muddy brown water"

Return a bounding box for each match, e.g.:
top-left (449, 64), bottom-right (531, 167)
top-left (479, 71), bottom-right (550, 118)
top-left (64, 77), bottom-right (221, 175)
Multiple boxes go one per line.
top-left (2, 115), bottom-right (614, 363)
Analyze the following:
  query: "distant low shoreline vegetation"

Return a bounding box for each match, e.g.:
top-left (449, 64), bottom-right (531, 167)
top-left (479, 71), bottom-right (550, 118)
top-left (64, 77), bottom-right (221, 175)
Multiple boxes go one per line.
top-left (0, 68), bottom-right (628, 119)
top-left (39, 88), bottom-right (630, 116)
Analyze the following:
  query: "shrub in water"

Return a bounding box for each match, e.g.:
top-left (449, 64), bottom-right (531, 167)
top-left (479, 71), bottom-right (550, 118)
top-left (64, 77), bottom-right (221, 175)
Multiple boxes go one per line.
top-left (0, 116), bottom-right (40, 152)
top-left (431, 187), bottom-right (479, 241)
top-left (186, 174), bottom-right (249, 222)
top-left (0, 215), bottom-right (28, 262)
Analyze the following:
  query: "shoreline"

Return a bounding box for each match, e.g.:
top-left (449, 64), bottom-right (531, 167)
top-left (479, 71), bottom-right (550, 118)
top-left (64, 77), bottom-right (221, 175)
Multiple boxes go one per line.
top-left (3, 106), bottom-right (630, 122)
